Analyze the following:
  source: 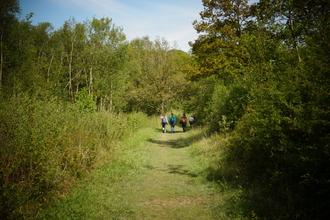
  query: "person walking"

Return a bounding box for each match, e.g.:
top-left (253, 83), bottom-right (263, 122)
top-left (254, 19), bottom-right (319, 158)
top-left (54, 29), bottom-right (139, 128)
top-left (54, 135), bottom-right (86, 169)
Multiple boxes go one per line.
top-left (169, 113), bottom-right (176, 133)
top-left (160, 113), bottom-right (169, 133)
top-left (180, 113), bottom-right (188, 132)
top-left (189, 115), bottom-right (195, 127)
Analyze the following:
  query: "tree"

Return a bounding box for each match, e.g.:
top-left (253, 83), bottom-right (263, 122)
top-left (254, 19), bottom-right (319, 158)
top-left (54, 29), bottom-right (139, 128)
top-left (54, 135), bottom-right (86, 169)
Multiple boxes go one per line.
top-left (45, 16), bottom-right (128, 110)
top-left (55, 18), bottom-right (87, 101)
top-left (0, 0), bottom-right (20, 91)
top-left (127, 37), bottom-right (189, 114)
top-left (226, 1), bottom-right (330, 218)
top-left (86, 17), bottom-right (128, 112)
top-left (190, 0), bottom-right (252, 80)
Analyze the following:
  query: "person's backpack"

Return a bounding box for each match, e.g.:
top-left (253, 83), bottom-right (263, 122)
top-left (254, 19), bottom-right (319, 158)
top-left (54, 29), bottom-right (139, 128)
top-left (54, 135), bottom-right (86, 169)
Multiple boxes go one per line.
top-left (189, 116), bottom-right (194, 122)
top-left (162, 116), bottom-right (167, 123)
top-left (181, 117), bottom-right (187, 123)
top-left (169, 116), bottom-right (176, 123)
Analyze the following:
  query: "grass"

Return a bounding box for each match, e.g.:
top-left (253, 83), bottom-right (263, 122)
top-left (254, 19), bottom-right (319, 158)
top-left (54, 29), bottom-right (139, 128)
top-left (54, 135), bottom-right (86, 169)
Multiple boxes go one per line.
top-left (38, 126), bottom-right (154, 219)
top-left (38, 125), bottom-right (247, 220)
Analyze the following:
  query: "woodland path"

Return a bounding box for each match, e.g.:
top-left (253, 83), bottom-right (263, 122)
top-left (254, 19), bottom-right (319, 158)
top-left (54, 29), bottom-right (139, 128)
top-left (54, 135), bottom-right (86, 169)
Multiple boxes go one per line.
top-left (41, 127), bottom-right (230, 219)
top-left (128, 129), bottom-right (216, 219)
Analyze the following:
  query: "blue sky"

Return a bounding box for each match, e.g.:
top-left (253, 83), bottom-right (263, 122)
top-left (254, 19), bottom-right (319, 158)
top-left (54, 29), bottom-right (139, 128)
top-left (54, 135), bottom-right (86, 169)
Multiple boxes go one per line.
top-left (20, 0), bottom-right (204, 52)
top-left (20, 0), bottom-right (258, 52)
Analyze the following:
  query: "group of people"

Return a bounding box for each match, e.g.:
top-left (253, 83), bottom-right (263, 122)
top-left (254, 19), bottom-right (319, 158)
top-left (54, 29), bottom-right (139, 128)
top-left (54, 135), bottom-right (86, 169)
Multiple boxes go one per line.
top-left (160, 113), bottom-right (196, 133)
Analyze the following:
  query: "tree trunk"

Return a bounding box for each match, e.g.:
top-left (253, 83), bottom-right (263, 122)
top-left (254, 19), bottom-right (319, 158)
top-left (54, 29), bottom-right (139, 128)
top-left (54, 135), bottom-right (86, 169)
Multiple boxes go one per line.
top-left (109, 81), bottom-right (113, 113)
top-left (100, 96), bottom-right (103, 111)
top-left (68, 41), bottom-right (74, 100)
top-left (88, 55), bottom-right (94, 94)
top-left (0, 21), bottom-right (4, 91)
top-left (288, 2), bottom-right (302, 63)
top-left (161, 99), bottom-right (165, 113)
top-left (0, 37), bottom-right (3, 91)
top-left (47, 56), bottom-right (54, 83)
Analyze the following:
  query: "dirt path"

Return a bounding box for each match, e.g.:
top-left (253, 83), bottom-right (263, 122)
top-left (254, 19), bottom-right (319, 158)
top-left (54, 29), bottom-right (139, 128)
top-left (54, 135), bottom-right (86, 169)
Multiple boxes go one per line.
top-left (130, 131), bottom-right (215, 219)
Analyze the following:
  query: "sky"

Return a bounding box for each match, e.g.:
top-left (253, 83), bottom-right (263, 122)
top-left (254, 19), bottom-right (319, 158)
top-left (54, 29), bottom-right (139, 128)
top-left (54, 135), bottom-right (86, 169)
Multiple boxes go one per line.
top-left (20, 0), bottom-right (205, 52)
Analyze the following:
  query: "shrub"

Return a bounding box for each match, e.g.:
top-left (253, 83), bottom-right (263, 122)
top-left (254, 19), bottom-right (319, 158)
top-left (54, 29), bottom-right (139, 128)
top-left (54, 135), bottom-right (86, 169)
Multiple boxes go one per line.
top-left (228, 81), bottom-right (330, 219)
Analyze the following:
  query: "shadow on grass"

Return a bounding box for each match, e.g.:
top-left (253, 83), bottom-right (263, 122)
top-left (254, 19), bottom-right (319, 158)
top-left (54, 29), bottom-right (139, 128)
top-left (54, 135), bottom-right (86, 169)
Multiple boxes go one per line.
top-left (167, 164), bottom-right (198, 178)
top-left (143, 164), bottom-right (199, 178)
top-left (200, 153), bottom-right (302, 219)
top-left (148, 138), bottom-right (188, 149)
top-left (149, 127), bottom-right (208, 149)
top-left (154, 127), bottom-right (197, 134)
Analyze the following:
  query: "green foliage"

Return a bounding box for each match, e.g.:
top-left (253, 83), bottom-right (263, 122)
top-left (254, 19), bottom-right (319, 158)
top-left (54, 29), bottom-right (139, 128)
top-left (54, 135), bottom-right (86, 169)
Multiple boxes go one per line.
top-left (187, 129), bottom-right (247, 219)
top-left (75, 88), bottom-right (96, 112)
top-left (191, 0), bottom-right (330, 219)
top-left (191, 0), bottom-right (251, 80)
top-left (193, 78), bottom-right (248, 133)
top-left (0, 93), bottom-right (151, 219)
top-left (126, 36), bottom-right (192, 114)
top-left (1, 0), bottom-right (195, 115)
top-left (1, 14), bottom-right (129, 111)
top-left (38, 127), bottom-right (156, 220)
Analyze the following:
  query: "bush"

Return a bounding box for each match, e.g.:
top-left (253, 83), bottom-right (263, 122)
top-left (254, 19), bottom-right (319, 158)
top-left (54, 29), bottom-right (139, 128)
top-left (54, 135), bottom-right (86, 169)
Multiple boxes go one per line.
top-left (196, 79), bottom-right (248, 133)
top-left (228, 81), bottom-right (330, 219)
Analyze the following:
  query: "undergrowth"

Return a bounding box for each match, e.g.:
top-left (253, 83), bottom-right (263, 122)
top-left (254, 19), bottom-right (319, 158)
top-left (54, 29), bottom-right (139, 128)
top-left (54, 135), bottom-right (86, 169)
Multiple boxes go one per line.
top-left (0, 93), bottom-right (154, 219)
top-left (37, 127), bottom-right (156, 219)
top-left (187, 128), bottom-right (249, 219)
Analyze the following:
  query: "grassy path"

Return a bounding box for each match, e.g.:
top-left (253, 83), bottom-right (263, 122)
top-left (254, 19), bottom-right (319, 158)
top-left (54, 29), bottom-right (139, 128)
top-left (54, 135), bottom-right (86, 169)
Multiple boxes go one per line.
top-left (131, 130), bottom-right (215, 219)
top-left (39, 127), bottom-right (236, 219)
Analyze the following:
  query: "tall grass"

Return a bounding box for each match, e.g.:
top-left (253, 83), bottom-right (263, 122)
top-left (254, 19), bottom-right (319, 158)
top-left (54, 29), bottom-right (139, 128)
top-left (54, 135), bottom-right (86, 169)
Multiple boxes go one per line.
top-left (38, 126), bottom-right (156, 220)
top-left (187, 128), bottom-right (248, 219)
top-left (0, 93), bottom-right (151, 219)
